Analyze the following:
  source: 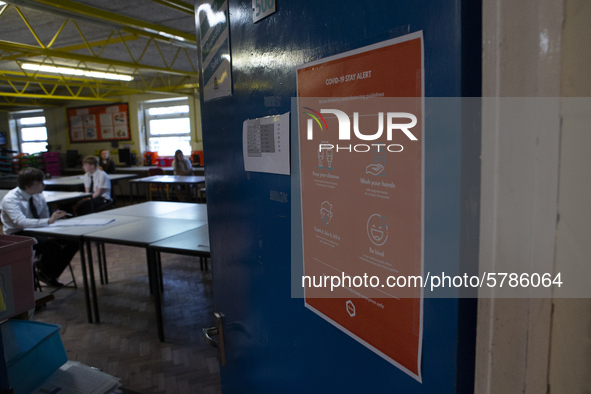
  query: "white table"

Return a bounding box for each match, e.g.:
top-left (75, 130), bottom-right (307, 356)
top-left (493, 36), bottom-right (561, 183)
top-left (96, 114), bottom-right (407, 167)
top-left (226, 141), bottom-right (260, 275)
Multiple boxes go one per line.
top-left (43, 173), bottom-right (137, 191)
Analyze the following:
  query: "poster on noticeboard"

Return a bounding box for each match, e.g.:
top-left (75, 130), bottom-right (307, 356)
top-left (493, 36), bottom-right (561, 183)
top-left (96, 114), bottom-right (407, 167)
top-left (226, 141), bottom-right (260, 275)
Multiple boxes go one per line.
top-left (296, 31), bottom-right (424, 381)
top-left (67, 103), bottom-right (130, 143)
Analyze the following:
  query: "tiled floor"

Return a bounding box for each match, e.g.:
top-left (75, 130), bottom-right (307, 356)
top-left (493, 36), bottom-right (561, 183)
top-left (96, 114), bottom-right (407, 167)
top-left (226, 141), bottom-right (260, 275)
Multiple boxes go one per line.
top-left (32, 243), bottom-right (221, 394)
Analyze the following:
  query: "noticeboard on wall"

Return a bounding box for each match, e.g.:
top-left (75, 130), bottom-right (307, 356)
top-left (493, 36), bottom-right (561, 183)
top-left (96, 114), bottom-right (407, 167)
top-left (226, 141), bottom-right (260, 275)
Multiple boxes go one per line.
top-left (67, 103), bottom-right (130, 143)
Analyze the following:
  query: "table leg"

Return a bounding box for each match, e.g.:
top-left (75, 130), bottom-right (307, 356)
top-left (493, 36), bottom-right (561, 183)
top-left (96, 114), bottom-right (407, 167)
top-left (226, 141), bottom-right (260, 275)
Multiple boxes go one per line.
top-left (148, 248), bottom-right (165, 341)
top-left (78, 239), bottom-right (93, 323)
top-left (85, 241), bottom-right (100, 323)
top-left (101, 242), bottom-right (109, 284)
top-left (157, 251), bottom-right (163, 293)
top-left (135, 182), bottom-right (140, 204)
top-left (96, 242), bottom-right (104, 285)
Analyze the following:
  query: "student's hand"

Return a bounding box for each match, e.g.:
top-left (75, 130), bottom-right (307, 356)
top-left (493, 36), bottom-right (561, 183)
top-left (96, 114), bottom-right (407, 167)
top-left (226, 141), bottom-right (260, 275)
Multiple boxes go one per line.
top-left (49, 210), bottom-right (69, 224)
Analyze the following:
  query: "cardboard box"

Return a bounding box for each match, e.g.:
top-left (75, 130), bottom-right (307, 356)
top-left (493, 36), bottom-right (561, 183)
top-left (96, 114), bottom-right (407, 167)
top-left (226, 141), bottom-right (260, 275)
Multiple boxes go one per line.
top-left (0, 235), bottom-right (36, 320)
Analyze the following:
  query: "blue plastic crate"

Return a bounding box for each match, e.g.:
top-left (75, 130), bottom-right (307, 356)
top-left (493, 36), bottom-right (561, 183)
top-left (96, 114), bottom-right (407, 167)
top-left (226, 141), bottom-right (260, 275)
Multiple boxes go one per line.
top-left (1, 320), bottom-right (67, 393)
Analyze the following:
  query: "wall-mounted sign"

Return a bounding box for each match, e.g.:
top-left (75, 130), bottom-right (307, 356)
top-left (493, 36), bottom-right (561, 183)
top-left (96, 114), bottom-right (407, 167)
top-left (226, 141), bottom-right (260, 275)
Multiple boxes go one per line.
top-left (67, 103), bottom-right (130, 143)
top-left (242, 112), bottom-right (290, 175)
top-left (252, 0), bottom-right (276, 23)
top-left (196, 0), bottom-right (233, 101)
top-left (296, 31), bottom-right (424, 381)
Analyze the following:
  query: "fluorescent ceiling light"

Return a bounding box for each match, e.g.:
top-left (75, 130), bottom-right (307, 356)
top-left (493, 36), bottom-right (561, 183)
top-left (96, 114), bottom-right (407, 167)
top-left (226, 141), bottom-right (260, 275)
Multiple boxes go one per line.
top-left (158, 31), bottom-right (186, 41)
top-left (21, 63), bottom-right (134, 82)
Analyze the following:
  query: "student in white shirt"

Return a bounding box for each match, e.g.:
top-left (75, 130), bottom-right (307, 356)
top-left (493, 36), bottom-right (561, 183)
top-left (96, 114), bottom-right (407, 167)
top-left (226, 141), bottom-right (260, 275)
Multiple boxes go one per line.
top-left (73, 155), bottom-right (112, 216)
top-left (0, 167), bottom-right (78, 286)
top-left (172, 149), bottom-right (193, 202)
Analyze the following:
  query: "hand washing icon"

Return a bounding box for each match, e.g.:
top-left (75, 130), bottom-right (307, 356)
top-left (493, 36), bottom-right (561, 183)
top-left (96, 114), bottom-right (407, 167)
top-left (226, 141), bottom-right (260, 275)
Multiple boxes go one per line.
top-left (365, 163), bottom-right (385, 176)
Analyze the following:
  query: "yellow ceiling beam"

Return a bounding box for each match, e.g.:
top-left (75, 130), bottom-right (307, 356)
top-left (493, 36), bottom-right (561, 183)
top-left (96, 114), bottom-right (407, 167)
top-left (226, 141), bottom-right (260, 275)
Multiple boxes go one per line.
top-left (0, 70), bottom-right (199, 90)
top-left (150, 0), bottom-right (195, 15)
top-left (6, 0), bottom-right (197, 48)
top-left (0, 91), bottom-right (114, 100)
top-left (0, 27), bottom-right (139, 62)
top-left (0, 80), bottom-right (198, 97)
top-left (0, 102), bottom-right (57, 107)
top-left (0, 70), bottom-right (124, 84)
top-left (0, 84), bottom-right (197, 101)
top-left (150, 82), bottom-right (199, 91)
top-left (56, 34), bottom-right (139, 53)
top-left (0, 71), bottom-right (199, 97)
top-left (0, 1), bottom-right (199, 109)
top-left (0, 39), bottom-right (197, 77)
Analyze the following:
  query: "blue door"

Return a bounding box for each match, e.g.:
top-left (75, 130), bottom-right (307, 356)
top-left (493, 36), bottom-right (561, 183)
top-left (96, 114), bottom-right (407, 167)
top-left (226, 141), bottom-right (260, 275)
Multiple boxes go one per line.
top-left (198, 0), bottom-right (481, 392)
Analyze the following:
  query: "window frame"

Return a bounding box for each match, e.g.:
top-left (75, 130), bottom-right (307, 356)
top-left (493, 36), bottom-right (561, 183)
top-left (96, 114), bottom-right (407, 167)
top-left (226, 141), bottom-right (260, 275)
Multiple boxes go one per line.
top-left (11, 110), bottom-right (48, 154)
top-left (142, 98), bottom-right (192, 157)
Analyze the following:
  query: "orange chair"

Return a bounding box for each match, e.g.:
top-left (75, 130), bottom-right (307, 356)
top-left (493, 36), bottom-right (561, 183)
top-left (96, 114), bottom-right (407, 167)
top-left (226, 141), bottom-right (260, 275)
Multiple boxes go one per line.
top-left (147, 167), bottom-right (169, 200)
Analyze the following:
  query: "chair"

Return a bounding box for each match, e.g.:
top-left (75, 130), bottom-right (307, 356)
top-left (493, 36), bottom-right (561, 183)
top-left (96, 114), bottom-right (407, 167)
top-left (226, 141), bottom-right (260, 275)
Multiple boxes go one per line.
top-left (91, 198), bottom-right (114, 213)
top-left (33, 255), bottom-right (77, 294)
top-left (148, 167), bottom-right (169, 200)
top-left (197, 184), bottom-right (207, 203)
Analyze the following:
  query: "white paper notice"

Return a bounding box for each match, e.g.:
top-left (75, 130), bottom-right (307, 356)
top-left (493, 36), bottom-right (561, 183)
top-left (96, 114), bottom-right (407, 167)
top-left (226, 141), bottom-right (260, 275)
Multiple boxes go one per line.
top-left (243, 112), bottom-right (290, 175)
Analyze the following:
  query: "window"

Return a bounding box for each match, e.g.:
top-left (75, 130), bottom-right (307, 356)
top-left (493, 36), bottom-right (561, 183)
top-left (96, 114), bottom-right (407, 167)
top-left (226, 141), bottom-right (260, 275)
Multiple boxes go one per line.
top-left (143, 100), bottom-right (192, 156)
top-left (13, 112), bottom-right (48, 154)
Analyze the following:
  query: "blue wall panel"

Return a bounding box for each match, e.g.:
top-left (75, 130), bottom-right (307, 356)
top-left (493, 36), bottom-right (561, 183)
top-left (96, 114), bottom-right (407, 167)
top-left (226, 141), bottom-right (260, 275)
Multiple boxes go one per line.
top-left (199, 0), bottom-right (480, 392)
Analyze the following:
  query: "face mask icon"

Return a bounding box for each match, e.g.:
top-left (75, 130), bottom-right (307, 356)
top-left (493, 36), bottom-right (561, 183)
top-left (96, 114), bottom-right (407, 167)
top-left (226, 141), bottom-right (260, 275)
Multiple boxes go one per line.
top-left (320, 201), bottom-right (333, 226)
top-left (367, 214), bottom-right (388, 246)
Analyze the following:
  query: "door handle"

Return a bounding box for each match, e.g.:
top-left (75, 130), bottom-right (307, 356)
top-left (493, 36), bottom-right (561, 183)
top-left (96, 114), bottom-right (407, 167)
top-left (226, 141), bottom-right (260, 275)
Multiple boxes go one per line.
top-left (203, 327), bottom-right (219, 348)
top-left (203, 312), bottom-right (226, 366)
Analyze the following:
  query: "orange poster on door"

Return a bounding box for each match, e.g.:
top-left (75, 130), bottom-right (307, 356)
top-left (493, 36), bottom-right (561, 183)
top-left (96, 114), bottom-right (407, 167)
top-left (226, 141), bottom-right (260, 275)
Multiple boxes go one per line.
top-left (296, 32), bottom-right (424, 381)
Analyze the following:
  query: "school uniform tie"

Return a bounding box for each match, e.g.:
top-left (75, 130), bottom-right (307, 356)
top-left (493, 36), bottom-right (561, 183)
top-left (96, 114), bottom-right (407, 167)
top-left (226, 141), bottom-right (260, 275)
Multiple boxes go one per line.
top-left (89, 175), bottom-right (94, 194)
top-left (29, 197), bottom-right (39, 218)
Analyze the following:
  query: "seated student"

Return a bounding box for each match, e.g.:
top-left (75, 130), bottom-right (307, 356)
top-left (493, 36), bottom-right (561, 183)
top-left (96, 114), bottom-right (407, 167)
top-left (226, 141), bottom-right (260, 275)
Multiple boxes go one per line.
top-left (172, 149), bottom-right (193, 202)
top-left (172, 149), bottom-right (193, 176)
top-left (98, 149), bottom-right (116, 174)
top-left (1, 167), bottom-right (78, 287)
top-left (73, 155), bottom-right (112, 215)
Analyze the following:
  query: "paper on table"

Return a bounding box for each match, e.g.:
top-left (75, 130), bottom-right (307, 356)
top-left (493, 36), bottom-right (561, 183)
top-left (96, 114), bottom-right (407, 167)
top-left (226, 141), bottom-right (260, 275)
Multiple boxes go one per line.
top-left (49, 218), bottom-right (115, 226)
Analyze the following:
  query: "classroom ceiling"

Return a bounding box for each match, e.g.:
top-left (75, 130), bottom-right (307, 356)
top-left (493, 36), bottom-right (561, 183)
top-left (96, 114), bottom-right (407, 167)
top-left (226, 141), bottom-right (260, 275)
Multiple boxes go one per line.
top-left (0, 0), bottom-right (199, 112)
